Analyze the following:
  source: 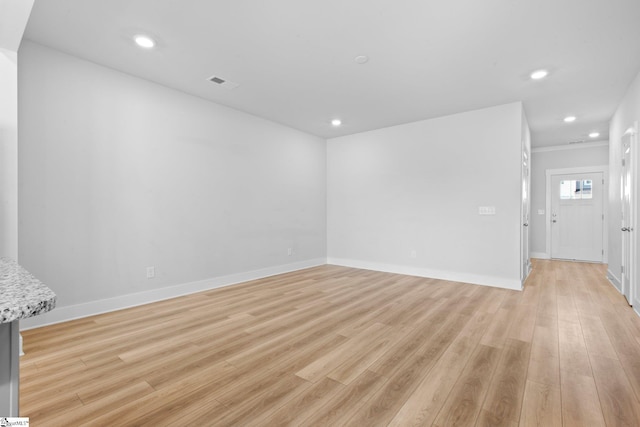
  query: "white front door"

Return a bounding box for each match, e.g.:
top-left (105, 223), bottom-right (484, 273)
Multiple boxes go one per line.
top-left (621, 133), bottom-right (633, 304)
top-left (550, 172), bottom-right (604, 262)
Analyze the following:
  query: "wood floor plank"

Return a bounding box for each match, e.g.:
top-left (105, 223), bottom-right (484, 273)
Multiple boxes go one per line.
top-left (225, 316), bottom-right (349, 373)
top-left (21, 356), bottom-right (127, 406)
top-left (580, 314), bottom-right (619, 360)
top-left (619, 309), bottom-right (640, 347)
top-left (344, 313), bottom-right (473, 426)
top-left (476, 409), bottom-right (519, 426)
top-left (432, 344), bottom-right (501, 427)
top-left (590, 354), bottom-right (640, 427)
top-left (206, 374), bottom-right (313, 427)
top-left (18, 391), bottom-right (84, 425)
top-left (214, 334), bottom-right (348, 409)
top-left (40, 381), bottom-right (155, 427)
top-left (520, 281), bottom-right (540, 307)
top-left (327, 326), bottom-right (401, 385)
top-left (387, 310), bottom-right (495, 427)
top-left (388, 333), bottom-right (483, 426)
top-left (501, 290), bottom-right (523, 310)
top-left (557, 293), bottom-right (580, 324)
top-left (88, 368), bottom-right (230, 426)
top-left (480, 338), bottom-right (531, 425)
top-left (598, 305), bottom-right (640, 401)
top-left (295, 322), bottom-right (390, 383)
top-left (530, 318), bottom-right (559, 360)
top-left (481, 307), bottom-right (514, 349)
top-left (527, 319), bottom-right (560, 387)
top-left (481, 288), bottom-right (509, 314)
top-left (256, 377), bottom-right (344, 426)
top-left (507, 304), bottom-right (537, 343)
top-left (298, 369), bottom-right (388, 426)
top-left (558, 319), bottom-right (592, 378)
top-left (518, 380), bottom-right (562, 427)
top-left (561, 373), bottom-right (606, 427)
top-left (368, 317), bottom-right (446, 378)
top-left (527, 355), bottom-right (560, 389)
top-left (536, 279), bottom-right (558, 321)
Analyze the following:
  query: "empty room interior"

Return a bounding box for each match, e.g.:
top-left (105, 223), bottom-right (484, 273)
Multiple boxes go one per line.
top-left (3, 0), bottom-right (640, 425)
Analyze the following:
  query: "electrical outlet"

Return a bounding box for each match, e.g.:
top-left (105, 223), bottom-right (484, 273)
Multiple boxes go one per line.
top-left (287, 248), bottom-right (293, 256)
top-left (146, 266), bottom-right (155, 279)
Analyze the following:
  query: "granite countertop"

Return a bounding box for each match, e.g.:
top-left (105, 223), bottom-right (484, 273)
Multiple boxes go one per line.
top-left (1, 257), bottom-right (57, 324)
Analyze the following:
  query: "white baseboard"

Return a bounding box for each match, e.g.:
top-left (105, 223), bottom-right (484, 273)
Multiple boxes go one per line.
top-left (326, 258), bottom-right (522, 291)
top-left (20, 258), bottom-right (327, 330)
top-left (530, 252), bottom-right (550, 260)
top-left (607, 269), bottom-right (622, 293)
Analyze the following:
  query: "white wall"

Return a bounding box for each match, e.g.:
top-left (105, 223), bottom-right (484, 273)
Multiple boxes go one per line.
top-left (608, 69), bottom-right (640, 293)
top-left (529, 142), bottom-right (609, 258)
top-left (327, 102), bottom-right (524, 289)
top-left (0, 0), bottom-right (34, 52)
top-left (0, 49), bottom-right (18, 259)
top-left (0, 0), bottom-right (34, 260)
top-left (18, 41), bottom-right (327, 327)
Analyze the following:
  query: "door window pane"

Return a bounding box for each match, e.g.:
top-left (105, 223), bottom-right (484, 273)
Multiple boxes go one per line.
top-left (581, 180), bottom-right (592, 198)
top-left (560, 179), bottom-right (593, 200)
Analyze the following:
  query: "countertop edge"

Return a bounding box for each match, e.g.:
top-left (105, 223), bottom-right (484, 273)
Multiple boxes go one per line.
top-left (1, 257), bottom-right (58, 324)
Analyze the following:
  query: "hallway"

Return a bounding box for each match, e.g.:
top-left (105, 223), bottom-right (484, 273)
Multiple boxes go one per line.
top-left (520, 259), bottom-right (640, 426)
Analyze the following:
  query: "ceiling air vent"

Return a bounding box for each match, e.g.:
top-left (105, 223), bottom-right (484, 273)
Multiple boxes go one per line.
top-left (568, 140), bottom-right (586, 145)
top-left (207, 75), bottom-right (239, 90)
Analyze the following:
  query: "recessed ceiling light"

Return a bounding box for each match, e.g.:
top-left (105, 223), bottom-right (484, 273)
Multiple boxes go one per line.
top-left (530, 69), bottom-right (548, 80)
top-left (134, 35), bottom-right (156, 49)
top-left (564, 116), bottom-right (576, 123)
top-left (355, 55), bottom-right (369, 64)
top-left (589, 132), bottom-right (600, 138)
top-left (331, 119), bottom-right (342, 126)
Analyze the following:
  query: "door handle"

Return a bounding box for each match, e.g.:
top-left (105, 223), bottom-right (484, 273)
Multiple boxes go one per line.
top-left (523, 223), bottom-right (529, 227)
top-left (552, 220), bottom-right (557, 223)
top-left (622, 227), bottom-right (629, 232)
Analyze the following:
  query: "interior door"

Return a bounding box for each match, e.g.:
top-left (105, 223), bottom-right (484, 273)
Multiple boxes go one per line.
top-left (522, 151), bottom-right (530, 280)
top-left (621, 133), bottom-right (633, 304)
top-left (550, 172), bottom-right (604, 262)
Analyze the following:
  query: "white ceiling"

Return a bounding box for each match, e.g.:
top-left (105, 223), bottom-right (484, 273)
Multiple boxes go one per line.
top-left (23, 0), bottom-right (640, 147)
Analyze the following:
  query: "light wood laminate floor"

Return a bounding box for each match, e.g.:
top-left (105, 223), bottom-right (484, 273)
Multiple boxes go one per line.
top-left (20, 260), bottom-right (640, 426)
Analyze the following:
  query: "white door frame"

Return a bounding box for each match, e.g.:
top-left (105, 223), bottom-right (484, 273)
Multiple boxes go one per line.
top-left (521, 149), bottom-right (531, 284)
top-left (622, 124), bottom-right (639, 310)
top-left (545, 165), bottom-right (609, 262)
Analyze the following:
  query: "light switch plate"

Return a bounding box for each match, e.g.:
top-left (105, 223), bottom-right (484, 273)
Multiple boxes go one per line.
top-left (478, 206), bottom-right (496, 215)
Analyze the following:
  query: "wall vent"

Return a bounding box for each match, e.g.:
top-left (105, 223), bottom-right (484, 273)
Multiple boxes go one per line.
top-left (207, 75), bottom-right (239, 89)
